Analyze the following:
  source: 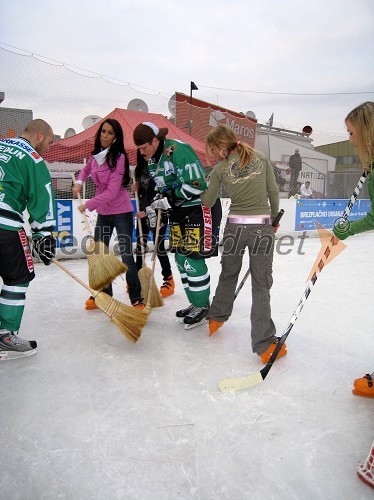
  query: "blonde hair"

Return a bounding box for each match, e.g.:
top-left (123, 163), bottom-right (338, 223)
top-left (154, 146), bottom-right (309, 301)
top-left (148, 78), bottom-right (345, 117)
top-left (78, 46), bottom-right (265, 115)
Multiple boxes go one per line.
top-left (345, 101), bottom-right (374, 168)
top-left (205, 124), bottom-right (254, 168)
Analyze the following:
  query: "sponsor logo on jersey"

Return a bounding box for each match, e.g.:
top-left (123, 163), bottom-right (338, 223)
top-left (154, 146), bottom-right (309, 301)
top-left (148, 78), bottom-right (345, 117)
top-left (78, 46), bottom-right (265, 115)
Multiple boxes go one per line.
top-left (0, 139), bottom-right (41, 163)
top-left (165, 145), bottom-right (174, 157)
top-left (183, 259), bottom-right (196, 273)
top-left (202, 205), bottom-right (212, 251)
top-left (0, 152), bottom-right (11, 164)
top-left (163, 161), bottom-right (174, 176)
top-left (19, 229), bottom-right (34, 273)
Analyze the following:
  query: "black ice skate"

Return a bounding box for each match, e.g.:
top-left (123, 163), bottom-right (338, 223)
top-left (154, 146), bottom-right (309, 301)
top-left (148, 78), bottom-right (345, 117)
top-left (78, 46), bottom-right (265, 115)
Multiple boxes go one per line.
top-left (183, 304), bottom-right (209, 330)
top-left (176, 304), bottom-right (195, 323)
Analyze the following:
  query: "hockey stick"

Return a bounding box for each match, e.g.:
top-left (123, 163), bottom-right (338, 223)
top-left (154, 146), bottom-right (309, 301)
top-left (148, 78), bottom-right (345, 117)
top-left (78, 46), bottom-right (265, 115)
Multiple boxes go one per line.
top-left (219, 173), bottom-right (367, 392)
top-left (233, 210), bottom-right (285, 301)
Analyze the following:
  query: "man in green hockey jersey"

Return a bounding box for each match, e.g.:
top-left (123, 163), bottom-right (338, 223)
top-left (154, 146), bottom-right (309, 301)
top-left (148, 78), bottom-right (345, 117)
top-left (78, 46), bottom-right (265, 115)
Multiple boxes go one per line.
top-left (0, 119), bottom-right (56, 360)
top-left (133, 122), bottom-right (221, 328)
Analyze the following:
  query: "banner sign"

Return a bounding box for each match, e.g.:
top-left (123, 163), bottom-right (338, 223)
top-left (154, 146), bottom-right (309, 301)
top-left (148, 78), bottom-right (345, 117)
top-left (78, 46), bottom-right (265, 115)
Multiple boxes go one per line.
top-left (54, 200), bottom-right (74, 247)
top-left (295, 198), bottom-right (370, 231)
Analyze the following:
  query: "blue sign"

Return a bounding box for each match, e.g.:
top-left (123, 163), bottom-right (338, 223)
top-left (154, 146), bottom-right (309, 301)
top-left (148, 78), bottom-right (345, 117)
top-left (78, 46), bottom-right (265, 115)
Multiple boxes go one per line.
top-left (295, 199), bottom-right (370, 231)
top-left (54, 200), bottom-right (73, 247)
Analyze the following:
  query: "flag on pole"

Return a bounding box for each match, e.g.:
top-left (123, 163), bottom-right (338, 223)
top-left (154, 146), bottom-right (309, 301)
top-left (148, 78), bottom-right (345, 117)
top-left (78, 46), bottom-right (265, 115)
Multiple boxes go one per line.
top-left (266, 113), bottom-right (274, 127)
top-left (191, 81), bottom-right (198, 91)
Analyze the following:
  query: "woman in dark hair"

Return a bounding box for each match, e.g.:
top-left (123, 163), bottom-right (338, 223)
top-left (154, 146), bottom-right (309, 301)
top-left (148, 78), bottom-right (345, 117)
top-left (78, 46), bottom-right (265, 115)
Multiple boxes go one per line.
top-left (72, 119), bottom-right (144, 310)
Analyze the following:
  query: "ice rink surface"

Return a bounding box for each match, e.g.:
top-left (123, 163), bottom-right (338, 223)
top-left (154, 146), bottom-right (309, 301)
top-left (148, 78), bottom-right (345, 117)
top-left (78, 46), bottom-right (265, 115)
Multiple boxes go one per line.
top-left (1, 232), bottom-right (373, 500)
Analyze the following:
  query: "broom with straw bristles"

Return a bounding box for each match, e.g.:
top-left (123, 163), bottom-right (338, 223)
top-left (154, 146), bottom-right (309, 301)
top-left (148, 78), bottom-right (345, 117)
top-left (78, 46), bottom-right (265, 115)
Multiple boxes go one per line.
top-left (134, 189), bottom-right (163, 307)
top-left (144, 210), bottom-right (164, 314)
top-left (71, 174), bottom-right (127, 290)
top-left (52, 258), bottom-right (147, 343)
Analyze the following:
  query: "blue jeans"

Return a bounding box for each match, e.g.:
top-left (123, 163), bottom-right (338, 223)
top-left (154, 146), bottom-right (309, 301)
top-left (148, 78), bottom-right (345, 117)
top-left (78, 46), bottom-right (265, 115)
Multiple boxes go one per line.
top-left (94, 212), bottom-right (142, 303)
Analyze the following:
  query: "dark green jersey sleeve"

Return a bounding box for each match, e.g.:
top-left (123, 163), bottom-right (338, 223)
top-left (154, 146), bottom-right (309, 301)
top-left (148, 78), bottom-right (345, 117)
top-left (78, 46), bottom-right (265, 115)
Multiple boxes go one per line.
top-left (0, 138), bottom-right (56, 237)
top-left (147, 140), bottom-right (208, 207)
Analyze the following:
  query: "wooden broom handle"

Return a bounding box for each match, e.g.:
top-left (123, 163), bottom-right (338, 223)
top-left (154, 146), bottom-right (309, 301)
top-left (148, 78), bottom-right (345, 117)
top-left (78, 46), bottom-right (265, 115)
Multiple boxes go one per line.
top-left (146, 210), bottom-right (162, 308)
top-left (71, 173), bottom-right (91, 234)
top-left (52, 258), bottom-right (94, 295)
top-left (134, 188), bottom-right (146, 266)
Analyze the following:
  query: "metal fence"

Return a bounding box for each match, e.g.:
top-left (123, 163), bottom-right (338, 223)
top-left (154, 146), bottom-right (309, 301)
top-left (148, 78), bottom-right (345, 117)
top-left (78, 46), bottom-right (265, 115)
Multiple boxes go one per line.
top-left (326, 170), bottom-right (368, 199)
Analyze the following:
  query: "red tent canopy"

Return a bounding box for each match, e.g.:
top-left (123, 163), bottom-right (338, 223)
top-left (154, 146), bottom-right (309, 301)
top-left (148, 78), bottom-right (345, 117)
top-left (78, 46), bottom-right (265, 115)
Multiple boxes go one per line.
top-left (45, 108), bottom-right (209, 166)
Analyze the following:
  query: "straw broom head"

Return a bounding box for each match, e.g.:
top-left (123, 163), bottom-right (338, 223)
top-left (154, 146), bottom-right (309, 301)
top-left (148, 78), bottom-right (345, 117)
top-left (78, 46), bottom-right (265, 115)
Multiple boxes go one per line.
top-left (141, 211), bottom-right (164, 311)
top-left (51, 258), bottom-right (146, 344)
top-left (93, 290), bottom-right (147, 344)
top-left (87, 239), bottom-right (127, 290)
top-left (146, 275), bottom-right (163, 309)
top-left (138, 257), bottom-right (163, 308)
top-left (138, 264), bottom-right (151, 302)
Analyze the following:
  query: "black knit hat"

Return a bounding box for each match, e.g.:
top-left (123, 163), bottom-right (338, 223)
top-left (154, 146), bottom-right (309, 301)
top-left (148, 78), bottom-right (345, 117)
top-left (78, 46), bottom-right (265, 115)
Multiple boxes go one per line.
top-left (133, 122), bottom-right (168, 146)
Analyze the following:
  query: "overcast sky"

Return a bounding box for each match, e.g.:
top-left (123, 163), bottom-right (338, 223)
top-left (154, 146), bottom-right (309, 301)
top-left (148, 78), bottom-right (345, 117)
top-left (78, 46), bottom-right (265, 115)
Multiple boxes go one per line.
top-left (1, 0), bottom-right (373, 146)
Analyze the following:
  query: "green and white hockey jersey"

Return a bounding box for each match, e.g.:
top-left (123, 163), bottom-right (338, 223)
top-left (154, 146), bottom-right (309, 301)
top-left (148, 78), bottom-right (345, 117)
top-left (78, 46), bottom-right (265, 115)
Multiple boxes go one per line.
top-left (147, 139), bottom-right (208, 207)
top-left (0, 137), bottom-right (56, 239)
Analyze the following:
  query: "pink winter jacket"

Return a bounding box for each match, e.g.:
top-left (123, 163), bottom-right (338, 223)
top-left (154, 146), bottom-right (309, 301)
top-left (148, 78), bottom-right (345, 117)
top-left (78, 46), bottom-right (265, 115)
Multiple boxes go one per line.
top-left (78, 154), bottom-right (133, 215)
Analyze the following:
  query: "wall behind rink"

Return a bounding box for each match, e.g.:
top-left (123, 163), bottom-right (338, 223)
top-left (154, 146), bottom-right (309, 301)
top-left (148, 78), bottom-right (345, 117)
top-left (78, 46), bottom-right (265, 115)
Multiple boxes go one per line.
top-left (25, 197), bottom-right (370, 260)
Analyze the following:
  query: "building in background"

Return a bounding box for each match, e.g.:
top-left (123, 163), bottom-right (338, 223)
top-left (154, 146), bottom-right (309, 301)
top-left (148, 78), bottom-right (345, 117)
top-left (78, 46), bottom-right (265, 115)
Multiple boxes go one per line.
top-left (315, 140), bottom-right (367, 199)
top-left (174, 92), bottom-right (257, 148)
top-left (0, 92), bottom-right (33, 138)
top-left (315, 140), bottom-right (361, 171)
top-left (254, 123), bottom-right (335, 198)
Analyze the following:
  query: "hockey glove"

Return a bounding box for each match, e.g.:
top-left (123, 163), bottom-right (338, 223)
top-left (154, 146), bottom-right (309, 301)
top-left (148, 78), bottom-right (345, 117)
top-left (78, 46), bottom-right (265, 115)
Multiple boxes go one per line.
top-left (145, 206), bottom-right (157, 229)
top-left (333, 218), bottom-right (352, 241)
top-left (150, 196), bottom-right (171, 211)
top-left (32, 235), bottom-right (56, 265)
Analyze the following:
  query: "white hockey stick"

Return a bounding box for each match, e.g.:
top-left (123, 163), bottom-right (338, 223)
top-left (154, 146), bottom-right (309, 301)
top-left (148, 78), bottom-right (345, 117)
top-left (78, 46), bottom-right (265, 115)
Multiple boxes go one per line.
top-left (219, 173), bottom-right (367, 392)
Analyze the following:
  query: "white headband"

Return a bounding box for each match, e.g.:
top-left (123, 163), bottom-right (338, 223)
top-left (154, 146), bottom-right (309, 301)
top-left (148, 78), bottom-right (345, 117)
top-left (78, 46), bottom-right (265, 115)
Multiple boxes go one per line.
top-left (142, 122), bottom-right (159, 135)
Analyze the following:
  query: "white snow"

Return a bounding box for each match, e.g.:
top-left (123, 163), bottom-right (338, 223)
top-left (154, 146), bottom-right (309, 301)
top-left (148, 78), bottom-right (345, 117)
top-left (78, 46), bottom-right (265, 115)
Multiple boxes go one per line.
top-left (1, 232), bottom-right (373, 499)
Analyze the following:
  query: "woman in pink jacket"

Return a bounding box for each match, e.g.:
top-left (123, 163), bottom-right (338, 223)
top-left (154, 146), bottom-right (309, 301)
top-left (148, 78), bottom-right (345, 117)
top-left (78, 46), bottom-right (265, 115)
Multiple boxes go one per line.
top-left (72, 118), bottom-right (143, 309)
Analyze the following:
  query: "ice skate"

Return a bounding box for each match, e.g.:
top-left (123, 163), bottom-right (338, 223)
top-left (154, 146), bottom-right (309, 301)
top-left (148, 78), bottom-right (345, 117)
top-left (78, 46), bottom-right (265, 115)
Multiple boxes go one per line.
top-left (176, 304), bottom-right (194, 323)
top-left (132, 300), bottom-right (145, 311)
top-left (0, 330), bottom-right (37, 360)
top-left (85, 296), bottom-right (98, 310)
top-left (258, 339), bottom-right (287, 364)
top-left (209, 320), bottom-right (224, 336)
top-left (160, 275), bottom-right (175, 298)
top-left (183, 304), bottom-right (209, 330)
top-left (352, 373), bottom-right (374, 398)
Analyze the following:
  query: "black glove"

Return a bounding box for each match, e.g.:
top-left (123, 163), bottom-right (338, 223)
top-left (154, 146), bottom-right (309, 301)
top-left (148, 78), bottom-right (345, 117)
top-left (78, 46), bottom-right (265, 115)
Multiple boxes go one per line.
top-left (32, 235), bottom-right (56, 265)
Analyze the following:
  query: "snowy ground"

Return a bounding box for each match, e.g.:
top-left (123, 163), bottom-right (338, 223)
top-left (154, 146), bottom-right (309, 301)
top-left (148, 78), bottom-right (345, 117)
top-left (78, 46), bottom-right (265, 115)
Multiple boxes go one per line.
top-left (1, 232), bottom-right (373, 500)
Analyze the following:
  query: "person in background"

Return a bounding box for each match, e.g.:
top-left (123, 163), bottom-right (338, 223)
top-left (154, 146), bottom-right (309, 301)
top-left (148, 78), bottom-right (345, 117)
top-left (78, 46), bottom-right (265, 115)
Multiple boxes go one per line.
top-left (271, 162), bottom-right (287, 192)
top-left (332, 101), bottom-right (374, 490)
top-left (132, 150), bottom-right (175, 298)
top-left (288, 148), bottom-right (302, 198)
top-left (201, 124), bottom-right (283, 364)
top-left (0, 119), bottom-right (56, 360)
top-left (133, 122), bottom-right (221, 327)
top-left (72, 118), bottom-right (144, 310)
top-left (300, 180), bottom-right (314, 198)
